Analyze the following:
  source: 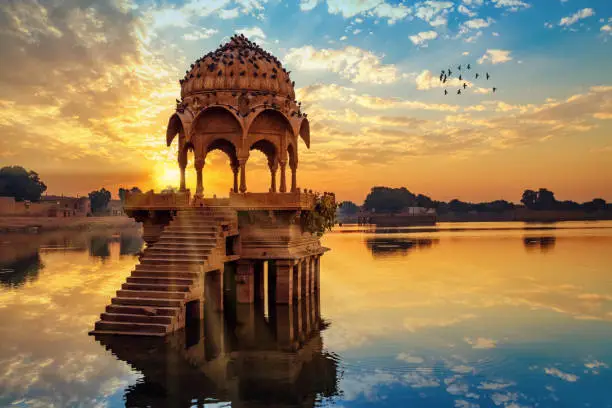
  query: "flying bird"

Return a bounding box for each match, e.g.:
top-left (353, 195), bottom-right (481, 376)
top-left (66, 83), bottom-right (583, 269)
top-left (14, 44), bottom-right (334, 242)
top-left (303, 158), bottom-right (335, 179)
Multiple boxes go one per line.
top-left (467, 64), bottom-right (471, 70)
top-left (444, 89), bottom-right (448, 95)
top-left (458, 65), bottom-right (462, 70)
top-left (486, 73), bottom-right (490, 80)
top-left (493, 87), bottom-right (497, 93)
top-left (459, 74), bottom-right (462, 81)
top-left (457, 89), bottom-right (462, 95)
top-left (448, 69), bottom-right (452, 76)
top-left (463, 83), bottom-right (467, 89)
top-left (443, 76), bottom-right (447, 84)
top-left (475, 73), bottom-right (480, 79)
top-left (440, 72), bottom-right (445, 81)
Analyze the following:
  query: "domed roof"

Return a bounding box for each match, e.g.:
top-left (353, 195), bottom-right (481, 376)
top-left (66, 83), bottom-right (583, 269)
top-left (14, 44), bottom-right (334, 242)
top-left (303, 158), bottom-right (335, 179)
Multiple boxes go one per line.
top-left (180, 34), bottom-right (295, 100)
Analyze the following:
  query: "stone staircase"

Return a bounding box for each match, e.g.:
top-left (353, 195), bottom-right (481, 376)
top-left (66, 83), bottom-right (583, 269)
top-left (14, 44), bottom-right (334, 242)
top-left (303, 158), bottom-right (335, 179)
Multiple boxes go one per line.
top-left (90, 207), bottom-right (238, 336)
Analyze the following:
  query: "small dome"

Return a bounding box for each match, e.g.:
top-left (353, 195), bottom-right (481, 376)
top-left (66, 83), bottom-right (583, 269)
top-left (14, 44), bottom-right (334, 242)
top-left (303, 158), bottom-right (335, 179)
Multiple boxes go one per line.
top-left (180, 34), bottom-right (295, 100)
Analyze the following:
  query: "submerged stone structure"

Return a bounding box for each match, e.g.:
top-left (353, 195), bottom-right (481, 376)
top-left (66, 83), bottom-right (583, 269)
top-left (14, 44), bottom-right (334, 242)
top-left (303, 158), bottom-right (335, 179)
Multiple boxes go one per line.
top-left (90, 35), bottom-right (331, 337)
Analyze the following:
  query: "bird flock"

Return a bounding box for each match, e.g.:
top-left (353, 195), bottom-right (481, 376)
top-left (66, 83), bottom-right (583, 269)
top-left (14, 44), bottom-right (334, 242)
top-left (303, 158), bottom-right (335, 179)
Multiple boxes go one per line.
top-left (439, 63), bottom-right (497, 96)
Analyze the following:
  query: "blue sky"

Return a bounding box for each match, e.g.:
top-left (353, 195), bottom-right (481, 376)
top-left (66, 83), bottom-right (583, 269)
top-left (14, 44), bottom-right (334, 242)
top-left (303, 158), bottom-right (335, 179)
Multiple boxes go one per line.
top-left (0, 0), bottom-right (611, 201)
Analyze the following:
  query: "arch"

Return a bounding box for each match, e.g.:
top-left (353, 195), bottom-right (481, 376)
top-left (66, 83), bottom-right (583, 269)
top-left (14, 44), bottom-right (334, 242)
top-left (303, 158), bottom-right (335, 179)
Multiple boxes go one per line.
top-left (246, 109), bottom-right (293, 139)
top-left (249, 139), bottom-right (277, 164)
top-left (287, 142), bottom-right (297, 168)
top-left (166, 111), bottom-right (193, 147)
top-left (298, 118), bottom-right (310, 149)
top-left (206, 138), bottom-right (238, 167)
top-left (191, 106), bottom-right (243, 160)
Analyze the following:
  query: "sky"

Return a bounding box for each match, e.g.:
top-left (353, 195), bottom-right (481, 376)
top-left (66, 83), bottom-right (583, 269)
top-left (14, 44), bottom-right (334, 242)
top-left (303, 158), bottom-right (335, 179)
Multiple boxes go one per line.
top-left (0, 0), bottom-right (611, 204)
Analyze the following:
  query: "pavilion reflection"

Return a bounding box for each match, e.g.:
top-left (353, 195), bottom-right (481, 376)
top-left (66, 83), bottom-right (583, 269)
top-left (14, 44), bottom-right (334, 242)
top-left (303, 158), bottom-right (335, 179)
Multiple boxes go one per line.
top-left (94, 294), bottom-right (340, 408)
top-left (523, 236), bottom-right (556, 251)
top-left (365, 237), bottom-right (440, 257)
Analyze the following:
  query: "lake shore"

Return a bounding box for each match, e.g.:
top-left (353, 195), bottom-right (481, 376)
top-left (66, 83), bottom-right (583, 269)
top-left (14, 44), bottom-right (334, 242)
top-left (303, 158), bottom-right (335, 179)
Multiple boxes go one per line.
top-left (0, 215), bottom-right (140, 234)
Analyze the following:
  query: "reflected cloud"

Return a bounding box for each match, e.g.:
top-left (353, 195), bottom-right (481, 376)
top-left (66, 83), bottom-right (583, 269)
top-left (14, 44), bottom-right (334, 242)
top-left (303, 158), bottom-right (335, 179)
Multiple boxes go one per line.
top-left (544, 367), bottom-right (579, 382)
top-left (464, 337), bottom-right (497, 349)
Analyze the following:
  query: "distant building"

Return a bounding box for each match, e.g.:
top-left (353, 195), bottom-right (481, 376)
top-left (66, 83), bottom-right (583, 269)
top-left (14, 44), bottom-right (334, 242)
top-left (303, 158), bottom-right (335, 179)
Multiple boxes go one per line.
top-left (108, 200), bottom-right (125, 216)
top-left (0, 195), bottom-right (90, 217)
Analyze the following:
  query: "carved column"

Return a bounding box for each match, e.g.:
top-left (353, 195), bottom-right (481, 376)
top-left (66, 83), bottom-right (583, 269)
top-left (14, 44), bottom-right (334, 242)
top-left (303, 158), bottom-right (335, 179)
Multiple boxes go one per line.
top-left (275, 260), bottom-right (293, 304)
top-left (239, 159), bottom-right (247, 193)
top-left (236, 260), bottom-right (255, 304)
top-left (268, 161), bottom-right (278, 192)
top-left (303, 258), bottom-right (311, 296)
top-left (290, 163), bottom-right (297, 193)
top-left (178, 148), bottom-right (188, 192)
top-left (293, 262), bottom-right (302, 300)
top-left (231, 163), bottom-right (239, 193)
top-left (194, 158), bottom-right (204, 196)
top-left (315, 255), bottom-right (321, 291)
top-left (309, 257), bottom-right (315, 294)
top-left (279, 161), bottom-right (287, 193)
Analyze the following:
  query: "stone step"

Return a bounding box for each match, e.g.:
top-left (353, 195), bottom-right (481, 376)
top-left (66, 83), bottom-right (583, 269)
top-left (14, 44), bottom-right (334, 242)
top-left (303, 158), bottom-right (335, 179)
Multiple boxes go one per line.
top-left (131, 270), bottom-right (200, 279)
top-left (126, 276), bottom-right (194, 286)
top-left (145, 249), bottom-right (212, 257)
top-left (106, 304), bottom-right (179, 316)
top-left (117, 290), bottom-right (187, 300)
top-left (156, 237), bottom-right (217, 244)
top-left (90, 330), bottom-right (166, 337)
top-left (140, 257), bottom-right (206, 265)
top-left (150, 243), bottom-right (215, 251)
top-left (135, 264), bottom-right (199, 272)
top-left (100, 312), bottom-right (173, 325)
top-left (111, 296), bottom-right (183, 308)
top-left (163, 228), bottom-right (217, 235)
top-left (122, 282), bottom-right (190, 292)
top-left (95, 320), bottom-right (167, 334)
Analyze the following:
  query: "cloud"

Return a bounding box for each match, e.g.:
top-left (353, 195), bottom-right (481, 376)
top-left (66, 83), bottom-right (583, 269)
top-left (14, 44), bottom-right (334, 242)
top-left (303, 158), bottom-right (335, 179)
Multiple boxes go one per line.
top-left (299, 0), bottom-right (320, 11)
top-left (324, 0), bottom-right (411, 23)
top-left (602, 24), bottom-right (612, 34)
top-left (559, 8), bottom-right (595, 27)
top-left (415, 70), bottom-right (468, 90)
top-left (458, 5), bottom-right (477, 17)
top-left (284, 45), bottom-right (403, 84)
top-left (478, 381), bottom-right (514, 390)
top-left (478, 49), bottom-right (513, 64)
top-left (397, 352), bottom-right (425, 364)
top-left (409, 30), bottom-right (439, 47)
top-left (462, 17), bottom-right (495, 30)
top-left (403, 371), bottom-right (441, 388)
top-left (414, 1), bottom-right (454, 27)
top-left (491, 0), bottom-right (530, 11)
top-left (464, 337), bottom-right (497, 349)
top-left (544, 367), bottom-right (579, 382)
top-left (182, 28), bottom-right (218, 40)
top-left (237, 26), bottom-right (266, 41)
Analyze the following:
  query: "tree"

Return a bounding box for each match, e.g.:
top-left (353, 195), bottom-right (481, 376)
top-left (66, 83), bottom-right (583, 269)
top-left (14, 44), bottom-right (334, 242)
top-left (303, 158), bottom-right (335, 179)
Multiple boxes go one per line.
top-left (537, 188), bottom-right (556, 210)
top-left (89, 188), bottom-right (111, 214)
top-left (119, 186), bottom-right (142, 203)
top-left (338, 201), bottom-right (359, 216)
top-left (0, 166), bottom-right (47, 202)
top-left (521, 189), bottom-right (537, 209)
top-left (363, 187), bottom-right (417, 213)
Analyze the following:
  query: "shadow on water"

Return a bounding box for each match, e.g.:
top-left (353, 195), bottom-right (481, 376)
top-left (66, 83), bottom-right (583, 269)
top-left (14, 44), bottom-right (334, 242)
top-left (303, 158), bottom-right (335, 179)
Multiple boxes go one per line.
top-left (0, 252), bottom-right (44, 288)
top-left (365, 237), bottom-right (440, 257)
top-left (523, 236), bottom-right (556, 252)
top-left (94, 297), bottom-right (341, 408)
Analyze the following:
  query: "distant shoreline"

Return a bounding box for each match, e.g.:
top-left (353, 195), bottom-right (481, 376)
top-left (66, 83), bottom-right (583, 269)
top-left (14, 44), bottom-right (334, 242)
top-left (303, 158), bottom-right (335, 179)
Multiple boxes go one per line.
top-left (0, 215), bottom-right (140, 234)
top-left (339, 209), bottom-right (612, 225)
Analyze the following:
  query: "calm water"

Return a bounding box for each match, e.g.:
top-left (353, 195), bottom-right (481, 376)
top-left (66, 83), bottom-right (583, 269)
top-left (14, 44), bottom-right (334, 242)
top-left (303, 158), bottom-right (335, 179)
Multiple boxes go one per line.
top-left (1, 222), bottom-right (612, 407)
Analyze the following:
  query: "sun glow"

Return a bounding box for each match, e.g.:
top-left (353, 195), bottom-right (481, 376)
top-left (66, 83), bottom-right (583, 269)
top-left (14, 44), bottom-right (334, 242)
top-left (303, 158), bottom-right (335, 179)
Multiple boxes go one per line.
top-left (153, 162), bottom-right (180, 191)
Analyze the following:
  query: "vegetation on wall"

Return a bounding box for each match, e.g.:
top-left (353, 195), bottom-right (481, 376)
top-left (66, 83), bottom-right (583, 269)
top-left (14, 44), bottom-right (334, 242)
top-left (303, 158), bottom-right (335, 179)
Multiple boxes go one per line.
top-left (302, 192), bottom-right (338, 236)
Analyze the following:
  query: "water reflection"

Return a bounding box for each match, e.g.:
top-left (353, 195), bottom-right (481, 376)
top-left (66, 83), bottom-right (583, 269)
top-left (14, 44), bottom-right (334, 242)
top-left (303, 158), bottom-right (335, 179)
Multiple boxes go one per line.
top-left (95, 298), bottom-right (341, 407)
top-left (0, 253), bottom-right (44, 288)
top-left (523, 236), bottom-right (556, 251)
top-left (365, 237), bottom-right (439, 257)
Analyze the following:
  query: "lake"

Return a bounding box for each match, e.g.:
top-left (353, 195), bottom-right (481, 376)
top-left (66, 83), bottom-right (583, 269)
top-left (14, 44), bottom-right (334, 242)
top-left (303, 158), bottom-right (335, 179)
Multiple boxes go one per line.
top-left (0, 221), bottom-right (611, 407)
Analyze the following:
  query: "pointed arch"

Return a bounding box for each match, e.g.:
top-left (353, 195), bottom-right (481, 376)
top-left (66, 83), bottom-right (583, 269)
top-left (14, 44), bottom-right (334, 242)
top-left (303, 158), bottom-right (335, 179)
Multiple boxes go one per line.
top-left (298, 118), bottom-right (310, 149)
top-left (166, 110), bottom-right (193, 147)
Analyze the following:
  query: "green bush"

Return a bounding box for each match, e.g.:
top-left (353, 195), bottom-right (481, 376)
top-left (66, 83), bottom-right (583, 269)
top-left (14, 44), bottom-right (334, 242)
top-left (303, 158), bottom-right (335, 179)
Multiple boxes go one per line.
top-left (301, 192), bottom-right (337, 236)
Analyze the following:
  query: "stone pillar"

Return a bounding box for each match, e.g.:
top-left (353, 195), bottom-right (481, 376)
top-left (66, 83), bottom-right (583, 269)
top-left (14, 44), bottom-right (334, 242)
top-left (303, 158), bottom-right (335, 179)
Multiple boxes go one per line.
top-left (236, 260), bottom-right (255, 304)
top-left (268, 161), bottom-right (278, 192)
top-left (194, 158), bottom-right (204, 196)
top-left (231, 163), bottom-right (239, 193)
top-left (239, 159), bottom-right (247, 193)
top-left (315, 256), bottom-right (321, 291)
top-left (179, 166), bottom-right (186, 191)
top-left (309, 257), bottom-right (315, 294)
top-left (303, 258), bottom-right (311, 296)
top-left (205, 269), bottom-right (224, 312)
top-left (275, 260), bottom-right (293, 304)
top-left (293, 262), bottom-right (302, 300)
top-left (279, 161), bottom-right (287, 193)
top-left (290, 163), bottom-right (297, 193)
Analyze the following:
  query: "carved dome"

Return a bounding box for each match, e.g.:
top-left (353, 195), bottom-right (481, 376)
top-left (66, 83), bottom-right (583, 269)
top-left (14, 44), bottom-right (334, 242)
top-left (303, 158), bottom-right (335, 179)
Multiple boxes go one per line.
top-left (180, 34), bottom-right (296, 100)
